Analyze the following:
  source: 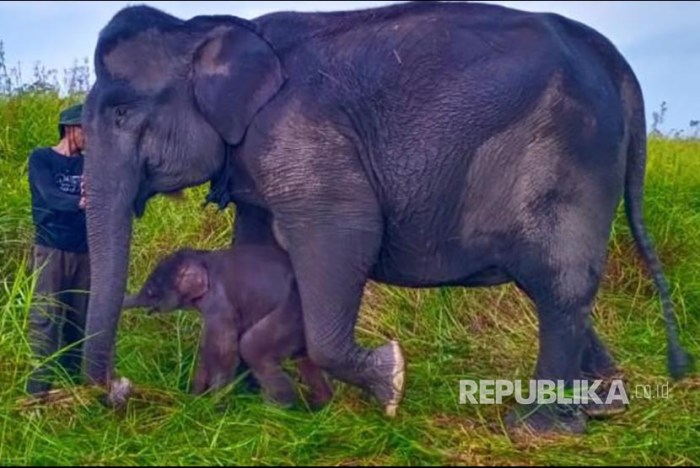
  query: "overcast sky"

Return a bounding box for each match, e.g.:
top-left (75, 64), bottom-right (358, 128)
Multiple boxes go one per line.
top-left (0, 1), bottom-right (697, 133)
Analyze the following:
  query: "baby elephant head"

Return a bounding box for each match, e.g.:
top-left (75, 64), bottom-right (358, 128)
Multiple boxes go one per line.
top-left (122, 250), bottom-right (209, 314)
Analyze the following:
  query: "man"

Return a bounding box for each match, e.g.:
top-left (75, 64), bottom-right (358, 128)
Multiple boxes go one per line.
top-left (26, 103), bottom-right (90, 395)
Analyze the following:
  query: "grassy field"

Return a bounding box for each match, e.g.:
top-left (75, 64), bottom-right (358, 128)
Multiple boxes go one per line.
top-left (1, 92), bottom-right (699, 466)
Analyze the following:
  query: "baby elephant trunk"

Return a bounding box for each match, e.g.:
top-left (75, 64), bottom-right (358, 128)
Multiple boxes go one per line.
top-left (122, 293), bottom-right (147, 310)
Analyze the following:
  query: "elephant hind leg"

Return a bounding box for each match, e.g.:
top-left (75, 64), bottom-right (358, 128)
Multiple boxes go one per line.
top-left (505, 247), bottom-right (608, 435)
top-left (580, 327), bottom-right (627, 418)
top-left (581, 327), bottom-right (618, 379)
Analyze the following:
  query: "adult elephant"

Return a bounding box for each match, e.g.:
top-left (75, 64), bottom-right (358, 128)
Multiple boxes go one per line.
top-left (81, 1), bottom-right (691, 434)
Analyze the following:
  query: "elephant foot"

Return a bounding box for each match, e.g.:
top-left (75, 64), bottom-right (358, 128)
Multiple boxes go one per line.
top-left (366, 340), bottom-right (405, 418)
top-left (580, 372), bottom-right (628, 418)
top-left (309, 381), bottom-right (333, 410)
top-left (302, 379), bottom-right (333, 411)
top-left (581, 399), bottom-right (626, 418)
top-left (505, 403), bottom-right (588, 437)
top-left (307, 391), bottom-right (332, 411)
top-left (99, 377), bottom-right (133, 410)
top-left (296, 356), bottom-right (334, 411)
top-left (264, 391), bottom-right (297, 409)
top-left (260, 374), bottom-right (299, 409)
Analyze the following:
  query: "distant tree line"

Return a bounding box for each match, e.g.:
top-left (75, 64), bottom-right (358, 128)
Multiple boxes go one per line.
top-left (651, 100), bottom-right (700, 140)
top-left (0, 41), bottom-right (91, 97)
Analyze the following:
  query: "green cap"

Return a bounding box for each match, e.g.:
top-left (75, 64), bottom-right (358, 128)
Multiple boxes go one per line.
top-left (59, 103), bottom-right (83, 126)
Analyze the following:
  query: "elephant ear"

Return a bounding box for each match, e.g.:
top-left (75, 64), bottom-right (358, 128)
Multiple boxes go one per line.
top-left (175, 259), bottom-right (209, 302)
top-left (192, 21), bottom-right (286, 145)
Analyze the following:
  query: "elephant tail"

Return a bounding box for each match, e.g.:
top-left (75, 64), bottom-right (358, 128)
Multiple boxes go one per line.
top-left (621, 72), bottom-right (694, 380)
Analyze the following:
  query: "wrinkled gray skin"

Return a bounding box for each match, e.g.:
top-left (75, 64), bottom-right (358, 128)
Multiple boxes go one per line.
top-left (122, 245), bottom-right (333, 408)
top-left (81, 1), bottom-right (692, 435)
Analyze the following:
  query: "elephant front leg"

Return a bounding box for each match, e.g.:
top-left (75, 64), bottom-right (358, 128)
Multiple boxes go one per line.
top-left (284, 224), bottom-right (405, 417)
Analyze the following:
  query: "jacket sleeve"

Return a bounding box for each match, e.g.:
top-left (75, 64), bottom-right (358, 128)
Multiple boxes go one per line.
top-left (28, 150), bottom-right (82, 212)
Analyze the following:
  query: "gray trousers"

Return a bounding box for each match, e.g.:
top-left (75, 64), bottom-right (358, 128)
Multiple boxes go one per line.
top-left (26, 244), bottom-right (90, 395)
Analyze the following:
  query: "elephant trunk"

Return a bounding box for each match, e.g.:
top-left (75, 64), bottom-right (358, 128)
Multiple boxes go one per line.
top-left (82, 155), bottom-right (139, 387)
top-left (122, 293), bottom-right (146, 310)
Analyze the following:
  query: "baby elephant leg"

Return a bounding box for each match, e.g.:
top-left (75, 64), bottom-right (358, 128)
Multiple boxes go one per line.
top-left (239, 306), bottom-right (306, 408)
top-left (296, 356), bottom-right (333, 409)
top-left (192, 312), bottom-right (239, 395)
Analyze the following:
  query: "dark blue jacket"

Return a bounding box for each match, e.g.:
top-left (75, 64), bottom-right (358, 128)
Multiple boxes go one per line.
top-left (28, 147), bottom-right (87, 253)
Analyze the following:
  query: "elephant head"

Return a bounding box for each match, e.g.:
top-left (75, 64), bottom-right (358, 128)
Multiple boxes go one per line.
top-left (122, 250), bottom-right (210, 315)
top-left (81, 5), bottom-right (285, 386)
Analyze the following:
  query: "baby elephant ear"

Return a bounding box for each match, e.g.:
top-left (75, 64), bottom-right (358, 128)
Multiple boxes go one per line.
top-left (175, 260), bottom-right (209, 302)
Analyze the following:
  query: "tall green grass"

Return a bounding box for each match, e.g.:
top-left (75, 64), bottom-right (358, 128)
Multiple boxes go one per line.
top-left (1, 92), bottom-right (699, 466)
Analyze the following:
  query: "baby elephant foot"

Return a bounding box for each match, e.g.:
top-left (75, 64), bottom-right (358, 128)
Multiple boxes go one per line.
top-left (191, 372), bottom-right (209, 396)
top-left (297, 357), bottom-right (333, 410)
top-left (191, 366), bottom-right (234, 396)
top-left (259, 373), bottom-right (299, 409)
top-left (365, 341), bottom-right (406, 418)
top-left (505, 402), bottom-right (588, 437)
top-left (307, 377), bottom-right (334, 410)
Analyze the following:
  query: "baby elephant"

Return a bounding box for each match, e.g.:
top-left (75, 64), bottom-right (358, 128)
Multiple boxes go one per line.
top-left (122, 245), bottom-right (333, 409)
